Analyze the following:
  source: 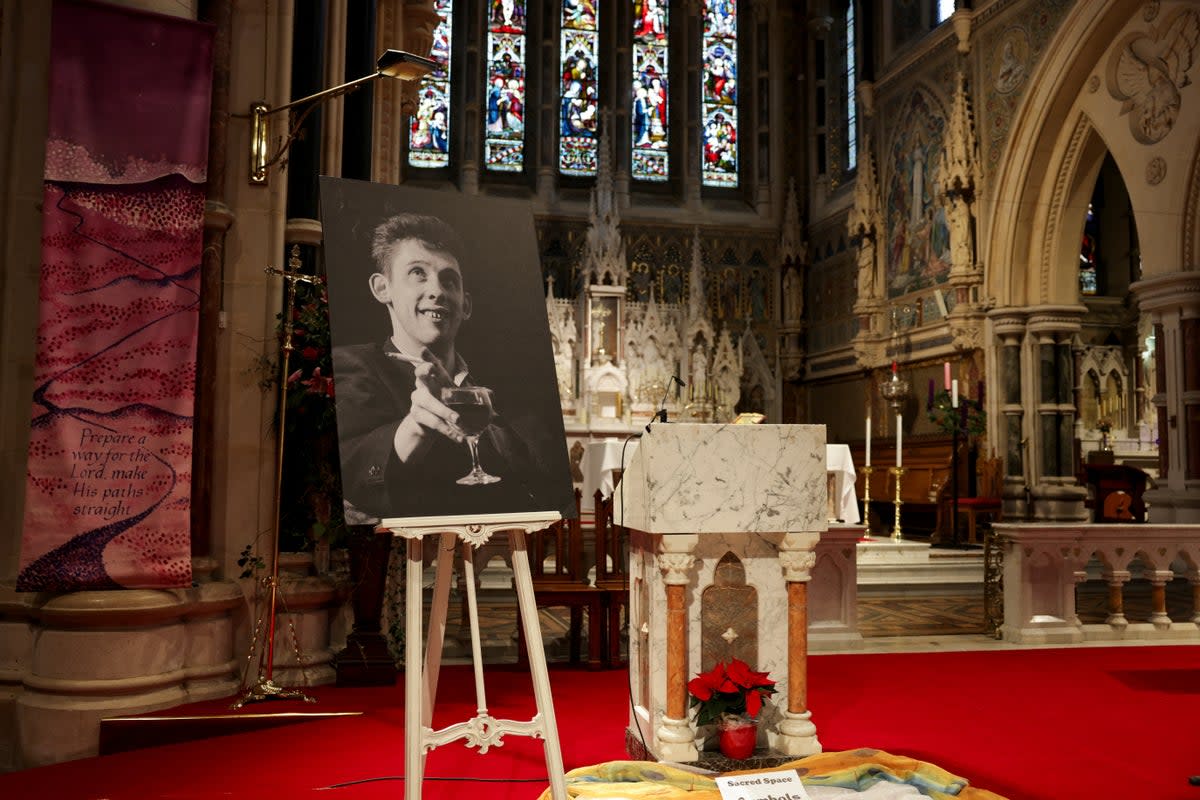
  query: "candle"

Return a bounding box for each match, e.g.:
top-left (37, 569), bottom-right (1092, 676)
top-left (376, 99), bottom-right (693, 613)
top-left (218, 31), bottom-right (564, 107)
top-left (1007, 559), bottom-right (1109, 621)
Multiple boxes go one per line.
top-left (944, 361), bottom-right (951, 390)
top-left (951, 379), bottom-right (959, 408)
top-left (895, 414), bottom-right (903, 467)
top-left (865, 415), bottom-right (872, 467)
top-left (892, 360), bottom-right (898, 375)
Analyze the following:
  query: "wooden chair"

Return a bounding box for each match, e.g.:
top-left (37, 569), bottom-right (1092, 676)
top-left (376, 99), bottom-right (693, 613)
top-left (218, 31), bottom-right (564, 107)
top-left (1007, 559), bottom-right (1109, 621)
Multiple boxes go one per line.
top-left (593, 489), bottom-right (628, 667)
top-left (956, 456), bottom-right (1003, 544)
top-left (517, 488), bottom-right (605, 669)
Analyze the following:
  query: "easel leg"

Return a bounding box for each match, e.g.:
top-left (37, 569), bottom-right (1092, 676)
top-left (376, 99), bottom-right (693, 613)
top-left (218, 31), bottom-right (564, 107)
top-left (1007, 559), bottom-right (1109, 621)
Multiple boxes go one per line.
top-left (508, 529), bottom-right (568, 800)
top-left (462, 539), bottom-right (489, 715)
top-left (423, 532), bottom-right (455, 725)
top-left (405, 537), bottom-right (425, 800)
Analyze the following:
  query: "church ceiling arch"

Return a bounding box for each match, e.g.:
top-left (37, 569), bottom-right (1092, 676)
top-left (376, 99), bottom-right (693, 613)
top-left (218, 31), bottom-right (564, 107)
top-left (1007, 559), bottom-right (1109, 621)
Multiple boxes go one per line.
top-left (982, 0), bottom-right (1200, 308)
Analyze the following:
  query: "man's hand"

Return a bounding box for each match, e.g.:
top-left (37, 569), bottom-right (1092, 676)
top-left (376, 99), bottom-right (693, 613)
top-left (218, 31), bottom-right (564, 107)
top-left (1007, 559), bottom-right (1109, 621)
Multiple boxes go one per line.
top-left (392, 351), bottom-right (466, 463)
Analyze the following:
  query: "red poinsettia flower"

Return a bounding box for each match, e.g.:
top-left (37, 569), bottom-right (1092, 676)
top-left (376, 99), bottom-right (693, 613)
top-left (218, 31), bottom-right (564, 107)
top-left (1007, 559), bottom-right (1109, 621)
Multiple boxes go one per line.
top-left (686, 664), bottom-right (726, 701)
top-left (686, 658), bottom-right (776, 727)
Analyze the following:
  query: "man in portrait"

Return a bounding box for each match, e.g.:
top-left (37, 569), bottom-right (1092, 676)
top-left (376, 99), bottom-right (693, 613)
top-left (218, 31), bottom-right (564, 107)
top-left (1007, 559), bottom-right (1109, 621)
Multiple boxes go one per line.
top-left (323, 187), bottom-right (574, 523)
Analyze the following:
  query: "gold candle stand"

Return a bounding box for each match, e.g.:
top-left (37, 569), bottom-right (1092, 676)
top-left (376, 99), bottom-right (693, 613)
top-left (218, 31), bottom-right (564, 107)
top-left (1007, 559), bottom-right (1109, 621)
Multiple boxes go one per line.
top-left (889, 466), bottom-right (906, 541)
top-left (860, 465), bottom-right (873, 537)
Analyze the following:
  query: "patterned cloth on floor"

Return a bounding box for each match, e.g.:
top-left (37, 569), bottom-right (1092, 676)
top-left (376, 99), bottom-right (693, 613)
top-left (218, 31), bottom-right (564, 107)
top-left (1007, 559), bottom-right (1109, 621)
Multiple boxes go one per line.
top-left (536, 750), bottom-right (1007, 800)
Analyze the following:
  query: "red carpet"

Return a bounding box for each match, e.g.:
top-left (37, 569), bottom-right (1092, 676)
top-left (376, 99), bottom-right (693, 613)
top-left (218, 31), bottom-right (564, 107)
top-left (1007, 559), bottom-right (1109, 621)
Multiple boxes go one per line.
top-left (2, 645), bottom-right (1198, 799)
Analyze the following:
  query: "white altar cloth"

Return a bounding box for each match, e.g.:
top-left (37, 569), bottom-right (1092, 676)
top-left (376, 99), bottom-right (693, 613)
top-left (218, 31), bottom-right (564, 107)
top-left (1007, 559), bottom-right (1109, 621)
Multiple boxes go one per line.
top-left (580, 438), bottom-right (639, 509)
top-left (826, 443), bottom-right (860, 524)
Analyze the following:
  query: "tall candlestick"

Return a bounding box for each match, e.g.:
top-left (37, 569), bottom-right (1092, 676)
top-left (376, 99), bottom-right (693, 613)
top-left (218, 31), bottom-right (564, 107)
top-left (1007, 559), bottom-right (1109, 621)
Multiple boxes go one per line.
top-left (951, 379), bottom-right (959, 408)
top-left (944, 361), bottom-right (951, 390)
top-left (895, 414), bottom-right (903, 467)
top-left (865, 415), bottom-right (872, 467)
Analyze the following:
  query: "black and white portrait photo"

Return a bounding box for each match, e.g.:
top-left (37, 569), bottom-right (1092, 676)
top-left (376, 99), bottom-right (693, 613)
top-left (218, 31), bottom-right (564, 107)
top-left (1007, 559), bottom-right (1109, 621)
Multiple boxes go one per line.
top-left (319, 178), bottom-right (576, 522)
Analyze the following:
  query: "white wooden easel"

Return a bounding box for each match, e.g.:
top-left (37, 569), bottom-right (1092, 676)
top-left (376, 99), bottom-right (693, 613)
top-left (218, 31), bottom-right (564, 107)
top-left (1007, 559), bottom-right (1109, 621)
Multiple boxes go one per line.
top-left (380, 511), bottom-right (568, 800)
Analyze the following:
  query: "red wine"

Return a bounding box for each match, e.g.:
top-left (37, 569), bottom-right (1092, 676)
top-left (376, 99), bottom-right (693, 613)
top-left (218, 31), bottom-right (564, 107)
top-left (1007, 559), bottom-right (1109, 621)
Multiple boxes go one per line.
top-left (447, 401), bottom-right (491, 436)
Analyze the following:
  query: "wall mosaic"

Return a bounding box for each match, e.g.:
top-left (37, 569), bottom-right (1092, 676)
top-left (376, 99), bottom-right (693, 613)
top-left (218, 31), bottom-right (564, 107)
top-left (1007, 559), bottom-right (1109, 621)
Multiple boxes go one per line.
top-left (979, 0), bottom-right (1073, 177)
top-left (884, 88), bottom-right (951, 298)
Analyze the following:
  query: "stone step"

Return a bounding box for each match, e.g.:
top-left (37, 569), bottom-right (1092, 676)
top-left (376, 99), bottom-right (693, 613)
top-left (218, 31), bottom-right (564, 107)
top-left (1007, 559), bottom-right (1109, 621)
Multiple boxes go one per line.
top-left (856, 537), bottom-right (985, 596)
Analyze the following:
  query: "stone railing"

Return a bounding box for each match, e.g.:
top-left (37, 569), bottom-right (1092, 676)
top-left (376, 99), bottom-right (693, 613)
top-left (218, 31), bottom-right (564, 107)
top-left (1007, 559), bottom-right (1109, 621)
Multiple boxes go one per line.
top-left (995, 523), bottom-right (1200, 645)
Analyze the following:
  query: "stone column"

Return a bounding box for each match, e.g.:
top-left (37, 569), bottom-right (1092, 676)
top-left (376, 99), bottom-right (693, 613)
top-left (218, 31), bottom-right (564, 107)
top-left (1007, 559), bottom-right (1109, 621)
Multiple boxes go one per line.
top-left (1026, 307), bottom-right (1088, 521)
top-left (1131, 272), bottom-right (1200, 522)
top-left (991, 310), bottom-right (1028, 517)
top-left (773, 531), bottom-right (820, 756)
top-left (654, 541), bottom-right (697, 762)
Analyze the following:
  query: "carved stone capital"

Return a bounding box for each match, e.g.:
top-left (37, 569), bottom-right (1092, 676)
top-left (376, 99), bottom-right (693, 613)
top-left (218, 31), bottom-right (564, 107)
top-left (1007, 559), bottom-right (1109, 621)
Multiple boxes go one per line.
top-left (1026, 305), bottom-right (1087, 335)
top-left (778, 550), bottom-right (816, 582)
top-left (657, 552), bottom-right (696, 585)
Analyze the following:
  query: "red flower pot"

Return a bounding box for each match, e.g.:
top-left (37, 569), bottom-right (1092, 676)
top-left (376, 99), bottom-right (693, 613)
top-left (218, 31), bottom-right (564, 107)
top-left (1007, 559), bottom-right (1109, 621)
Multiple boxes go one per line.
top-left (717, 716), bottom-right (757, 759)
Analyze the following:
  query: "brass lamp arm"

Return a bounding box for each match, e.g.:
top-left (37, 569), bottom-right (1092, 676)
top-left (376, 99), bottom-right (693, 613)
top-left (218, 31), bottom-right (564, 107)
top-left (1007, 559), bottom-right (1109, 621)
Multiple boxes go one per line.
top-left (249, 49), bottom-right (436, 185)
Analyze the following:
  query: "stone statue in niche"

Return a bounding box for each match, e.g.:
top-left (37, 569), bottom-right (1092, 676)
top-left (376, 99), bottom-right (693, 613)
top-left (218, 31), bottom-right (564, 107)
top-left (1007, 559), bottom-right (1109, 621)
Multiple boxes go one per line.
top-left (690, 343), bottom-right (709, 398)
top-left (946, 193), bottom-right (974, 270)
top-left (856, 236), bottom-right (876, 299)
top-left (782, 266), bottom-right (802, 322)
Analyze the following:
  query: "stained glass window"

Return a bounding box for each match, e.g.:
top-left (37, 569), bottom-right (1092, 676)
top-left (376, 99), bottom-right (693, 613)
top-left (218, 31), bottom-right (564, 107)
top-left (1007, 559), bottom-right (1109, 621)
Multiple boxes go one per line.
top-left (560, 0), bottom-right (600, 176)
top-left (632, 0), bottom-right (668, 181)
top-left (936, 0), bottom-right (955, 24)
top-left (408, 0), bottom-right (453, 168)
top-left (845, 1), bottom-right (857, 172)
top-left (484, 0), bottom-right (528, 172)
top-left (1080, 202), bottom-right (1099, 295)
top-left (701, 0), bottom-right (737, 187)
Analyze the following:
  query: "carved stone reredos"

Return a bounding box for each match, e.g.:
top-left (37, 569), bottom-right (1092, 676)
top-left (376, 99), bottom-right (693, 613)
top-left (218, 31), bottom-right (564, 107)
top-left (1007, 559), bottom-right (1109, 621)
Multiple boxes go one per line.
top-left (685, 228), bottom-right (714, 348)
top-left (741, 322), bottom-right (776, 404)
top-left (847, 133), bottom-right (881, 239)
top-left (583, 361), bottom-right (629, 395)
top-left (939, 70), bottom-right (979, 198)
top-left (711, 326), bottom-right (743, 409)
top-left (780, 178), bottom-right (805, 263)
top-left (581, 131), bottom-right (628, 286)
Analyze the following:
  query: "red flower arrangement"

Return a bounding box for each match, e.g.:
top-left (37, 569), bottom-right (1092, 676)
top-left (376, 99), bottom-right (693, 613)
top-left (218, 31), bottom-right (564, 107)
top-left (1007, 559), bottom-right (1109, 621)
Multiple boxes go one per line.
top-left (686, 657), bottom-right (777, 726)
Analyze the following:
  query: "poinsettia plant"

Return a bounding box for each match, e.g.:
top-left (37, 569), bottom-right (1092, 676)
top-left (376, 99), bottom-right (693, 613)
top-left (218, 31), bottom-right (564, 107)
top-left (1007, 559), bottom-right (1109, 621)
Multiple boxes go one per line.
top-left (687, 658), bottom-right (777, 727)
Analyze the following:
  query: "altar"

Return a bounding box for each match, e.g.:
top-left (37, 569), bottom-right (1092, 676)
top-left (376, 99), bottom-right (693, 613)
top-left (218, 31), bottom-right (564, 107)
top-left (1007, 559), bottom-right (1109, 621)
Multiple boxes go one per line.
top-left (613, 423), bottom-right (827, 762)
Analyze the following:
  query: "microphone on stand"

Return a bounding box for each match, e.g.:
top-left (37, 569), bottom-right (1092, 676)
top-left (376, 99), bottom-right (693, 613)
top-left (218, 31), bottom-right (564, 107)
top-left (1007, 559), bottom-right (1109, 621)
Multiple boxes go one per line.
top-left (645, 375), bottom-right (686, 434)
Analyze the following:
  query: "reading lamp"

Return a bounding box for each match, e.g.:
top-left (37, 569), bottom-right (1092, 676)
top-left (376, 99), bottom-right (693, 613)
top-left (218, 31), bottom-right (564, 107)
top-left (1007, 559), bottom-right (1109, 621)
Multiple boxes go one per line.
top-left (249, 48), bottom-right (436, 184)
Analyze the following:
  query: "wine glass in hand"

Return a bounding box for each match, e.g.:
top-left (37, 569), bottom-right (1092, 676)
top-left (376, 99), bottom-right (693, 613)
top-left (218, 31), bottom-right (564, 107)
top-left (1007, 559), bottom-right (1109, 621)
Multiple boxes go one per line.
top-left (440, 385), bottom-right (501, 485)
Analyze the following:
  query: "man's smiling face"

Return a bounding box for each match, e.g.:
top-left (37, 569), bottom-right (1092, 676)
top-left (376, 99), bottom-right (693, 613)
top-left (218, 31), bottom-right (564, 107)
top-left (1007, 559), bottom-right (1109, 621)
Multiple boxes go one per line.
top-left (370, 238), bottom-right (471, 361)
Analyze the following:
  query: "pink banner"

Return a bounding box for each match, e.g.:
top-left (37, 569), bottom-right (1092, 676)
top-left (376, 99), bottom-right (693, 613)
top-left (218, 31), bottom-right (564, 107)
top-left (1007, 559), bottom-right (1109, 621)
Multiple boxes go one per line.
top-left (19, 0), bottom-right (213, 591)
